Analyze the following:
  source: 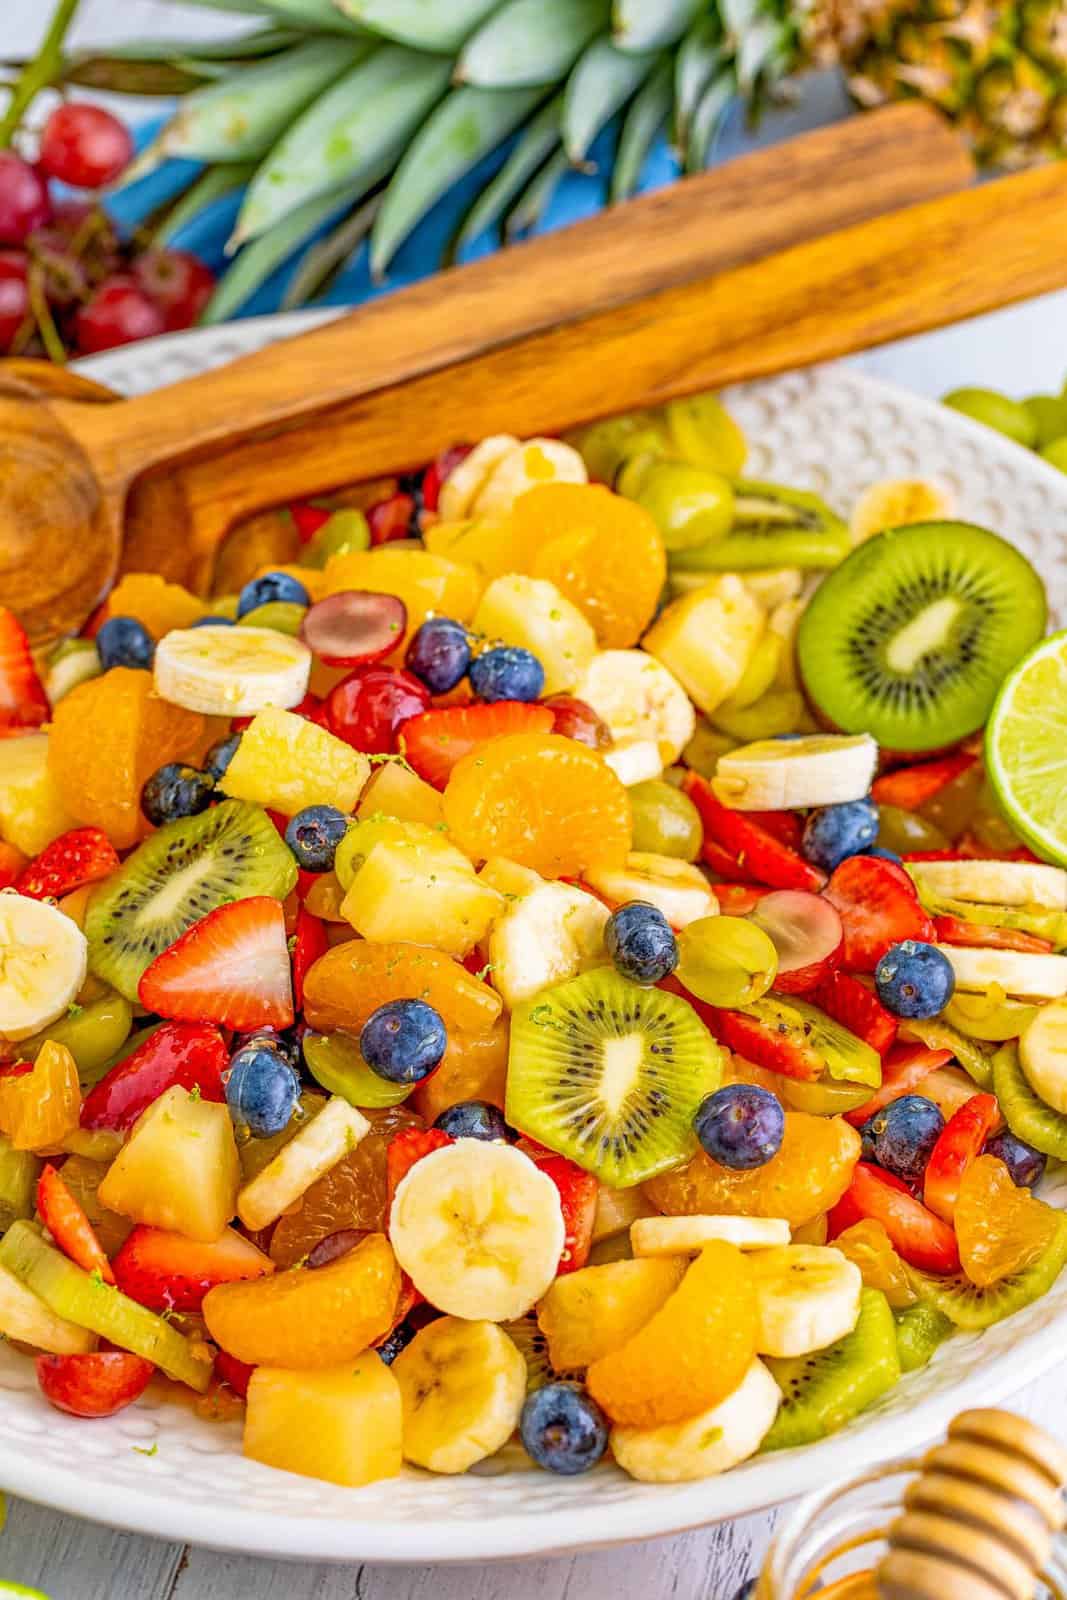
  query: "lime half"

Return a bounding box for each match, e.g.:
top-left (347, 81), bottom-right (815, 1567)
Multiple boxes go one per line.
top-left (986, 629), bottom-right (1067, 865)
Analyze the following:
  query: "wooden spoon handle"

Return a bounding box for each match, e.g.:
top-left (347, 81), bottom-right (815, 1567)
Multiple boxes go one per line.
top-left (62, 104), bottom-right (970, 488)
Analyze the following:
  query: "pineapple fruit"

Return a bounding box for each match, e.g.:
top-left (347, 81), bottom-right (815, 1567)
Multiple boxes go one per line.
top-left (0, 733), bottom-right (79, 855)
top-left (99, 1086), bottom-right (240, 1243)
top-left (473, 575), bottom-right (597, 695)
top-left (356, 761), bottom-right (443, 827)
top-left (642, 576), bottom-right (765, 717)
top-left (342, 840), bottom-right (502, 958)
top-left (487, 878), bottom-right (609, 1009)
top-left (538, 1258), bottom-right (686, 1371)
top-left (244, 1357), bottom-right (402, 1488)
top-left (219, 706), bottom-right (369, 816)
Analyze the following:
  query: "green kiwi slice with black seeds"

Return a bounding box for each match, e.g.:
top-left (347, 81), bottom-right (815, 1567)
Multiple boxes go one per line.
top-left (762, 1288), bottom-right (900, 1451)
top-left (503, 1312), bottom-right (583, 1394)
top-left (893, 1302), bottom-right (953, 1373)
top-left (671, 481), bottom-right (850, 572)
top-left (798, 521), bottom-right (1046, 752)
top-left (909, 1213), bottom-right (1067, 1331)
top-left (86, 799), bottom-right (298, 1000)
top-left (505, 968), bottom-right (723, 1188)
top-left (993, 1040), bottom-right (1067, 1159)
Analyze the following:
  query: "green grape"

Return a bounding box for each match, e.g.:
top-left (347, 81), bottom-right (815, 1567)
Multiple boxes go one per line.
top-left (918, 759), bottom-right (983, 841)
top-left (683, 719), bottom-right (736, 779)
top-left (303, 509), bottom-right (371, 568)
top-left (710, 689), bottom-right (806, 743)
top-left (876, 804), bottom-right (950, 857)
top-left (0, 1135), bottom-right (40, 1232)
top-left (1041, 437), bottom-right (1067, 473)
top-left (1025, 394), bottom-right (1067, 448)
top-left (623, 459), bottom-right (735, 552)
top-left (303, 1030), bottom-right (411, 1109)
top-left (238, 600), bottom-right (307, 634)
top-left (969, 777), bottom-right (1025, 853)
top-left (17, 991), bottom-right (133, 1083)
top-left (567, 412), bottom-right (668, 484)
top-left (676, 916), bottom-right (778, 1007)
top-left (719, 633), bottom-right (781, 712)
top-left (663, 393), bottom-right (747, 477)
top-left (942, 387), bottom-right (1038, 448)
top-left (629, 780), bottom-right (703, 860)
top-left (776, 1075), bottom-right (875, 1115)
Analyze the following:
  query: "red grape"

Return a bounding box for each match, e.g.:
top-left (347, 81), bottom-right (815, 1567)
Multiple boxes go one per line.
top-left (367, 492), bottom-right (416, 546)
top-left (326, 665), bottom-right (430, 754)
top-left (75, 273), bottom-right (166, 355)
top-left (0, 252), bottom-right (29, 352)
top-left (0, 153), bottom-right (51, 245)
top-left (300, 591), bottom-right (407, 668)
top-left (422, 445), bottom-right (472, 512)
top-left (543, 694), bottom-right (612, 749)
top-left (132, 249), bottom-right (216, 331)
top-left (39, 104), bottom-right (133, 190)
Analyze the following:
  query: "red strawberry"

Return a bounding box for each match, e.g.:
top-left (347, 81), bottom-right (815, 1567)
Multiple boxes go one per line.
top-left (696, 1001), bottom-right (825, 1082)
top-left (844, 1042), bottom-right (953, 1127)
top-left (532, 1153), bottom-right (598, 1275)
top-left (112, 1224), bottom-right (274, 1313)
top-left (957, 831), bottom-right (1040, 864)
top-left (0, 842), bottom-right (25, 890)
top-left (37, 1164), bottom-right (114, 1283)
top-left (215, 1350), bottom-right (255, 1398)
top-left (923, 1093), bottom-right (1000, 1223)
top-left (291, 906), bottom-right (327, 1010)
top-left (138, 896), bottom-right (294, 1031)
top-left (828, 1162), bottom-right (960, 1275)
top-left (367, 491), bottom-right (416, 546)
top-left (933, 915), bottom-right (1053, 954)
top-left (400, 701), bottom-right (555, 789)
top-left (422, 445), bottom-right (471, 513)
top-left (871, 751), bottom-right (976, 811)
top-left (15, 827), bottom-right (118, 901)
top-left (700, 839), bottom-right (756, 883)
top-left (290, 502), bottom-right (331, 543)
top-left (386, 1127), bottom-right (452, 1208)
top-left (813, 970), bottom-right (898, 1058)
top-left (683, 771), bottom-right (825, 893)
top-left (711, 883), bottom-right (772, 914)
top-left (748, 810), bottom-right (804, 851)
top-left (823, 855), bottom-right (935, 972)
top-left (80, 1020), bottom-right (229, 1131)
top-left (0, 607), bottom-right (48, 732)
top-left (901, 850), bottom-right (967, 863)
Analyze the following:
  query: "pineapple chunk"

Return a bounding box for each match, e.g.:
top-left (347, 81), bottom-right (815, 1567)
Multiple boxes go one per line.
top-left (538, 1258), bottom-right (686, 1371)
top-left (488, 880), bottom-right (608, 1009)
top-left (336, 816), bottom-right (468, 890)
top-left (219, 706), bottom-right (369, 816)
top-left (0, 733), bottom-right (80, 855)
top-left (479, 857), bottom-right (544, 898)
top-left (244, 1356), bottom-right (402, 1488)
top-left (357, 761), bottom-right (443, 827)
top-left (341, 840), bottom-right (502, 958)
top-left (473, 574), bottom-right (596, 695)
top-left (0, 1261), bottom-right (96, 1354)
top-left (423, 516), bottom-right (528, 581)
top-left (99, 1086), bottom-right (239, 1243)
top-left (592, 1185), bottom-right (657, 1245)
top-left (238, 1096), bottom-right (370, 1232)
top-left (642, 576), bottom-right (765, 717)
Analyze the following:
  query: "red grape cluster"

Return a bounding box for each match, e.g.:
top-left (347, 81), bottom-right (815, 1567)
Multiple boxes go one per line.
top-left (0, 103), bottom-right (215, 359)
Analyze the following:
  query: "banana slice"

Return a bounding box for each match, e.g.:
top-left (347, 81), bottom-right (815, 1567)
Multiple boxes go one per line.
top-left (584, 853), bottom-right (716, 929)
top-left (0, 893), bottom-right (88, 1042)
top-left (611, 1357), bottom-right (780, 1482)
top-left (488, 879), bottom-right (608, 1009)
top-left (154, 625), bottom-right (311, 716)
top-left (1019, 1001), bottom-right (1067, 1113)
top-left (849, 477), bottom-right (955, 544)
top-left (749, 1244), bottom-right (862, 1358)
top-left (631, 1216), bottom-right (790, 1255)
top-left (938, 944), bottom-right (1067, 1001)
top-left (389, 1141), bottom-right (565, 1322)
top-left (909, 859), bottom-right (1067, 911)
top-left (392, 1315), bottom-right (527, 1474)
top-left (603, 741), bottom-right (664, 787)
top-left (473, 438), bottom-right (587, 518)
top-left (437, 435), bottom-right (519, 522)
top-left (711, 733), bottom-right (878, 810)
top-left (576, 650), bottom-right (696, 766)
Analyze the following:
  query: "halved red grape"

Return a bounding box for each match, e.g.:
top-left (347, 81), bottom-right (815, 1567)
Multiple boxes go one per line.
top-left (543, 694), bottom-right (611, 749)
top-left (301, 590), bottom-right (407, 668)
top-left (748, 890), bottom-right (842, 994)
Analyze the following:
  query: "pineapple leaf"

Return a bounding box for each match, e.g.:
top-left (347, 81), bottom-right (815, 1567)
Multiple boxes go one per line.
top-left (610, 49), bottom-right (672, 200)
top-left (457, 0), bottom-right (611, 89)
top-left (686, 69), bottom-right (735, 170)
top-left (153, 0), bottom-right (275, 12)
top-left (247, 0), bottom-right (368, 31)
top-left (675, 15), bottom-right (724, 140)
top-left (563, 35), bottom-right (657, 162)
top-left (202, 182), bottom-right (365, 322)
top-left (505, 146), bottom-right (572, 239)
top-left (332, 0), bottom-right (501, 53)
top-left (734, 12), bottom-right (791, 95)
top-left (612, 0), bottom-right (703, 54)
top-left (451, 93), bottom-right (565, 256)
top-left (152, 161), bottom-right (256, 247)
top-left (281, 192), bottom-right (382, 309)
top-left (369, 84), bottom-right (546, 276)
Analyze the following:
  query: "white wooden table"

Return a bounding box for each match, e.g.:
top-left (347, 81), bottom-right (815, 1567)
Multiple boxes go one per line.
top-left (7, 3), bottom-right (1067, 1593)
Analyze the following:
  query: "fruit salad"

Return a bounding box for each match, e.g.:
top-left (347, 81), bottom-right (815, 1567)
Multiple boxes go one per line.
top-left (1, 395), bottom-right (1067, 1492)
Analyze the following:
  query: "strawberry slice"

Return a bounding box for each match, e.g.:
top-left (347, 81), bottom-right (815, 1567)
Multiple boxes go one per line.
top-left (871, 751), bottom-right (976, 811)
top-left (80, 1020), bottom-right (228, 1131)
top-left (933, 915), bottom-right (1054, 954)
top-left (844, 1041), bottom-right (953, 1127)
top-left (0, 608), bottom-right (48, 733)
top-left (400, 701), bottom-right (554, 789)
top-left (291, 906), bottom-right (327, 1010)
top-left (828, 1162), bottom-right (960, 1274)
top-left (15, 827), bottom-right (119, 901)
top-left (138, 896), bottom-right (294, 1031)
top-left (711, 883), bottom-right (772, 914)
top-left (422, 445), bottom-right (471, 513)
top-left (923, 1093), bottom-right (1000, 1222)
top-left (368, 491), bottom-right (416, 547)
top-left (814, 970), bottom-right (898, 1058)
top-left (697, 1002), bottom-right (825, 1082)
top-left (901, 850), bottom-right (967, 863)
top-left (0, 842), bottom-right (25, 890)
top-left (748, 810), bottom-right (804, 851)
top-left (289, 502), bottom-right (331, 543)
top-left (683, 771), bottom-right (826, 893)
top-left (37, 1164), bottom-right (115, 1283)
top-left (823, 854), bottom-right (935, 972)
top-left (215, 1350), bottom-right (255, 1398)
top-left (112, 1224), bottom-right (274, 1313)
top-left (531, 1152), bottom-right (598, 1276)
top-left (700, 839), bottom-right (758, 883)
top-left (386, 1127), bottom-right (453, 1209)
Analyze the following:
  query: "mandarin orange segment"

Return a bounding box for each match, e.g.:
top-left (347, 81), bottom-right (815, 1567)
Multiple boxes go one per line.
top-left (585, 1241), bottom-right (757, 1427)
top-left (48, 669), bottom-right (205, 849)
top-left (202, 1231), bottom-right (399, 1367)
top-left (833, 1218), bottom-right (917, 1308)
top-left (0, 1040), bottom-right (80, 1152)
top-left (410, 1017), bottom-right (509, 1123)
top-left (302, 940), bottom-right (503, 1036)
top-left (442, 732), bottom-right (631, 878)
top-left (511, 483), bottom-right (666, 648)
top-left (104, 573), bottom-right (207, 638)
top-left (644, 1112), bottom-right (860, 1229)
top-left (956, 1154), bottom-right (1062, 1288)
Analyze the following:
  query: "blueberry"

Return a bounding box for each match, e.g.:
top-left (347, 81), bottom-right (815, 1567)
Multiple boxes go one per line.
top-left (694, 1084), bottom-right (785, 1171)
top-left (866, 845), bottom-right (902, 863)
top-left (729, 1584), bottom-right (757, 1600)
top-left (225, 1042), bottom-right (301, 1137)
top-left (236, 571), bottom-right (310, 618)
top-left (868, 1094), bottom-right (944, 1184)
top-left (875, 939), bottom-right (955, 1019)
top-left (859, 1115), bottom-right (878, 1164)
top-left (405, 617), bottom-right (471, 694)
top-left (285, 805), bottom-right (348, 872)
top-left (520, 1383), bottom-right (609, 1476)
top-left (140, 762), bottom-right (214, 827)
top-left (469, 645), bottom-right (545, 703)
top-left (361, 998), bottom-right (447, 1085)
top-left (190, 614), bottom-right (234, 628)
top-left (605, 901), bottom-right (678, 984)
top-left (96, 615), bottom-right (154, 671)
top-left (376, 1318), bottom-right (418, 1367)
top-left (433, 1100), bottom-right (512, 1141)
top-left (235, 1025), bottom-right (302, 1072)
top-left (986, 1128), bottom-right (1046, 1189)
top-left (204, 732), bottom-right (241, 783)
top-left (801, 797), bottom-right (879, 872)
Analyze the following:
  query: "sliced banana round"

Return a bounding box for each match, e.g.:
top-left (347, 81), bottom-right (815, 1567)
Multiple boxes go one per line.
top-left (389, 1141), bottom-right (565, 1322)
top-left (1019, 1001), bottom-right (1067, 1113)
top-left (584, 853), bottom-right (716, 929)
top-left (849, 477), bottom-right (956, 544)
top-left (488, 879), bottom-right (608, 1010)
top-left (611, 1357), bottom-right (780, 1483)
top-left (937, 944), bottom-right (1067, 1001)
top-left (437, 434), bottom-right (518, 522)
top-left (154, 625), bottom-right (311, 716)
top-left (631, 1216), bottom-right (790, 1256)
top-left (392, 1316), bottom-right (527, 1474)
top-left (711, 733), bottom-right (878, 810)
top-left (909, 858), bottom-right (1067, 910)
top-left (749, 1244), bottom-right (862, 1358)
top-left (473, 438), bottom-right (587, 518)
top-left (0, 892), bottom-right (88, 1042)
top-left (576, 649), bottom-right (696, 766)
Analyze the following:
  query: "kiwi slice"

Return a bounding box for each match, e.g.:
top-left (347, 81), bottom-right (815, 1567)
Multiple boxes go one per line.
top-left (86, 799), bottom-right (297, 1001)
top-left (910, 1211), bottom-right (1067, 1330)
top-left (671, 481), bottom-right (850, 573)
top-left (762, 1288), bottom-right (900, 1451)
top-left (740, 996), bottom-right (882, 1087)
top-left (893, 1302), bottom-right (953, 1373)
top-left (906, 884), bottom-right (1067, 950)
top-left (506, 968), bottom-right (723, 1188)
top-left (898, 1016), bottom-right (995, 1090)
top-left (993, 1040), bottom-right (1067, 1159)
top-left (503, 1312), bottom-right (583, 1393)
top-left (798, 522), bottom-right (1047, 752)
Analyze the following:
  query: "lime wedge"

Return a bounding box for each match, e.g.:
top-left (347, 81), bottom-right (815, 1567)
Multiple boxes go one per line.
top-left (986, 629), bottom-right (1067, 865)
